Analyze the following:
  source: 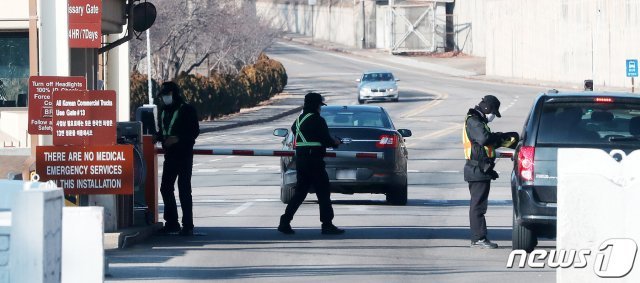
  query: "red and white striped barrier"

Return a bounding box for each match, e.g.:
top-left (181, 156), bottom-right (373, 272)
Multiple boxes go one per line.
top-left (156, 147), bottom-right (384, 159)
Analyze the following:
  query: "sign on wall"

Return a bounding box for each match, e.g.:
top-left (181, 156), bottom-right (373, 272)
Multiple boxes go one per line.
top-left (68, 0), bottom-right (102, 48)
top-left (27, 76), bottom-right (87, 135)
top-left (627, 59), bottom-right (638, 78)
top-left (52, 90), bottom-right (116, 146)
top-left (36, 145), bottom-right (134, 195)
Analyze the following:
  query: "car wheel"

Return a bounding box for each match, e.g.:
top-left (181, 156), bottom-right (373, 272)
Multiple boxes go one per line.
top-left (358, 98), bottom-right (364, 104)
top-left (512, 213), bottom-right (537, 252)
top-left (391, 98), bottom-right (399, 102)
top-left (386, 183), bottom-right (408, 205)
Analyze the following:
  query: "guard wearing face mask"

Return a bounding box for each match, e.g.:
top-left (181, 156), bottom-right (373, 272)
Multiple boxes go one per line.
top-left (462, 95), bottom-right (518, 248)
top-left (156, 81), bottom-right (200, 236)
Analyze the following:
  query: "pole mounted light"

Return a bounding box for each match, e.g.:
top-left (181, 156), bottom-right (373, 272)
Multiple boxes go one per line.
top-left (99, 0), bottom-right (157, 54)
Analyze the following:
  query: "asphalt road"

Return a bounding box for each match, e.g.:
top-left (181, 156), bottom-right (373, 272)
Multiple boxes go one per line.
top-left (107, 42), bottom-right (555, 282)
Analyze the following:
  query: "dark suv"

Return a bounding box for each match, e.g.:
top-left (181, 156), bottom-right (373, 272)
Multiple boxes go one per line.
top-left (510, 91), bottom-right (640, 252)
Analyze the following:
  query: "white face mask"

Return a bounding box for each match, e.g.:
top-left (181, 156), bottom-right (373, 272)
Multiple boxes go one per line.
top-left (162, 95), bottom-right (173, 105)
top-left (486, 113), bottom-right (496, 122)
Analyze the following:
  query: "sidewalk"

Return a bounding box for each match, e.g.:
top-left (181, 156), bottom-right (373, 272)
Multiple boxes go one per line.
top-left (281, 33), bottom-right (630, 92)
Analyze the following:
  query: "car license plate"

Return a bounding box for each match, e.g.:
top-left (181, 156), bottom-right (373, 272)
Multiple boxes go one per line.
top-left (336, 169), bottom-right (357, 180)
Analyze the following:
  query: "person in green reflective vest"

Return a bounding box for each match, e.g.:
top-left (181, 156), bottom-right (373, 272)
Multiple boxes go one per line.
top-left (278, 92), bottom-right (344, 235)
top-left (156, 81), bottom-right (200, 236)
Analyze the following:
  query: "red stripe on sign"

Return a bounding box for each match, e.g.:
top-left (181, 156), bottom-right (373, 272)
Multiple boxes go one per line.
top-left (273, 151), bottom-right (295, 157)
top-left (193, 149), bottom-right (212, 155)
top-left (356, 153), bottom-right (378, 159)
top-left (233, 150), bottom-right (254, 156)
top-left (324, 152), bottom-right (337, 158)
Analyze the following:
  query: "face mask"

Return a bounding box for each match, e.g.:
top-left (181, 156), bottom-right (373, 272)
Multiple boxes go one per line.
top-left (486, 113), bottom-right (496, 122)
top-left (162, 95), bottom-right (173, 105)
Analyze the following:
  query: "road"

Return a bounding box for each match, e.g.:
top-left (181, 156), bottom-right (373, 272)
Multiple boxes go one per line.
top-left (107, 41), bottom-right (555, 282)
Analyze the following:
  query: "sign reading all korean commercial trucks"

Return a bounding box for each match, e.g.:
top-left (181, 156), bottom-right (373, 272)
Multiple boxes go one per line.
top-left (68, 0), bottom-right (102, 48)
top-left (28, 76), bottom-right (86, 135)
top-left (36, 145), bottom-right (134, 195)
top-left (52, 90), bottom-right (117, 146)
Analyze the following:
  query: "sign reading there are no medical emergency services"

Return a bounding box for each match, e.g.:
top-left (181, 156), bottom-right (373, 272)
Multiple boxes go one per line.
top-left (52, 90), bottom-right (117, 146)
top-left (36, 145), bottom-right (134, 195)
top-left (68, 0), bottom-right (102, 48)
top-left (28, 76), bottom-right (86, 135)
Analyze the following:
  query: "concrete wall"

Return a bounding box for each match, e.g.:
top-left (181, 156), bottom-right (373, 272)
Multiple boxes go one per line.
top-left (257, 0), bottom-right (360, 47)
top-left (454, 0), bottom-right (640, 88)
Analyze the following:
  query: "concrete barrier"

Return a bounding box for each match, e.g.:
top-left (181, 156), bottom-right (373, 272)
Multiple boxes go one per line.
top-left (61, 207), bottom-right (104, 283)
top-left (557, 149), bottom-right (640, 282)
top-left (0, 180), bottom-right (63, 283)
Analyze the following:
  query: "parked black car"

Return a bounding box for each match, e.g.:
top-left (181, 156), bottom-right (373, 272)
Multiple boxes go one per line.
top-left (274, 105), bottom-right (412, 205)
top-left (510, 91), bottom-right (640, 252)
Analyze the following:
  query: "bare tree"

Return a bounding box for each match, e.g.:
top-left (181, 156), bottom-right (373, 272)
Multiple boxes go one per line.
top-left (130, 0), bottom-right (279, 80)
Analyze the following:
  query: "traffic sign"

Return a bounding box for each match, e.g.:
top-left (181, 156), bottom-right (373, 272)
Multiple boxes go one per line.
top-left (36, 145), bottom-right (134, 195)
top-left (27, 76), bottom-right (86, 135)
top-left (627, 59), bottom-right (638, 77)
top-left (52, 90), bottom-right (117, 146)
top-left (68, 0), bottom-right (102, 48)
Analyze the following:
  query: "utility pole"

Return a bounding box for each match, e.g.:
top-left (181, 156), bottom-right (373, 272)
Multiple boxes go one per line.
top-left (146, 29), bottom-right (153, 104)
top-left (361, 0), bottom-right (366, 49)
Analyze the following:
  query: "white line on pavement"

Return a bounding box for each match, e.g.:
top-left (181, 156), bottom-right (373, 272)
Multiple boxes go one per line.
top-left (209, 158), bottom-right (221, 162)
top-left (237, 168), bottom-right (260, 173)
top-left (226, 202), bottom-right (254, 215)
top-left (196, 169), bottom-right (220, 173)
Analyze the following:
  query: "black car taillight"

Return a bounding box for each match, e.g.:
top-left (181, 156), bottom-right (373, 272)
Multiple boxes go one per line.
top-left (376, 134), bottom-right (398, 149)
top-left (518, 146), bottom-right (535, 184)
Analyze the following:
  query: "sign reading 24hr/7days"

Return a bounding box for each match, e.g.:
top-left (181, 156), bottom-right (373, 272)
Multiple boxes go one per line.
top-left (52, 90), bottom-right (116, 146)
top-left (68, 0), bottom-right (102, 48)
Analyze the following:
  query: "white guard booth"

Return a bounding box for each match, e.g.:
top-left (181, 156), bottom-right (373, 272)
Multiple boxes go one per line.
top-left (557, 149), bottom-right (640, 282)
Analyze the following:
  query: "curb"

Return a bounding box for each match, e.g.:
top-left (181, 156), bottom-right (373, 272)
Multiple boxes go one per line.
top-left (199, 105), bottom-right (303, 134)
top-left (104, 222), bottom-right (162, 250)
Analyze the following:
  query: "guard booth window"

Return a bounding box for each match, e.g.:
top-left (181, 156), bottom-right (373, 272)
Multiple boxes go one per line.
top-left (0, 32), bottom-right (29, 108)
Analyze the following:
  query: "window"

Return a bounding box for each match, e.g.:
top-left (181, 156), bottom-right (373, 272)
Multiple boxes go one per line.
top-left (536, 100), bottom-right (640, 146)
top-left (322, 110), bottom-right (392, 128)
top-left (0, 32), bottom-right (29, 107)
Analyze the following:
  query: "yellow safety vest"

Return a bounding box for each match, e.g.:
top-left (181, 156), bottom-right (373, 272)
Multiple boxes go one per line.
top-left (161, 104), bottom-right (183, 136)
top-left (295, 113), bottom-right (322, 147)
top-left (462, 115), bottom-right (495, 160)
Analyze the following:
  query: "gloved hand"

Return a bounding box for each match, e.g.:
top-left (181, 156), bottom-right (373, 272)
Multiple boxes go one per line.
top-left (500, 132), bottom-right (520, 149)
top-left (332, 136), bottom-right (342, 148)
top-left (488, 170), bottom-right (499, 180)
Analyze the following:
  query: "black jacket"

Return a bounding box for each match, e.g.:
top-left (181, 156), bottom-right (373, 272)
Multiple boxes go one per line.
top-left (291, 110), bottom-right (338, 156)
top-left (157, 96), bottom-right (200, 157)
top-left (463, 107), bottom-right (502, 182)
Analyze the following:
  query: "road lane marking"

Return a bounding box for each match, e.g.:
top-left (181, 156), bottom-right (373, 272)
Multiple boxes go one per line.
top-left (408, 169), bottom-right (420, 173)
top-left (196, 169), bottom-right (220, 173)
top-left (237, 126), bottom-right (271, 134)
top-left (237, 168), bottom-right (260, 173)
top-left (209, 158), bottom-right (221, 162)
top-left (400, 87), bottom-right (449, 119)
top-left (226, 202), bottom-right (254, 215)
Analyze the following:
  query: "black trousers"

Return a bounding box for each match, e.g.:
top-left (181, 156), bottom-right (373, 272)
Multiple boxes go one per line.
top-left (468, 180), bottom-right (491, 241)
top-left (282, 153), bottom-right (334, 225)
top-left (160, 152), bottom-right (194, 229)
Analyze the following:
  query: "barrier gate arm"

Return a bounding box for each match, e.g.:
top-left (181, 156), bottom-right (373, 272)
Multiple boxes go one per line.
top-left (155, 147), bottom-right (384, 159)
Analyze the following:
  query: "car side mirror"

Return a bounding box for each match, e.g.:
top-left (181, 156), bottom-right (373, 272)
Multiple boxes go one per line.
top-left (356, 79), bottom-right (361, 82)
top-left (398, 129), bottom-right (412, 137)
top-left (273, 128), bottom-right (289, 137)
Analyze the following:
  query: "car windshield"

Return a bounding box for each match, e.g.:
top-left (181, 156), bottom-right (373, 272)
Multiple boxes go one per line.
top-left (362, 73), bottom-right (394, 82)
top-left (536, 99), bottom-right (640, 146)
top-left (322, 109), bottom-right (392, 128)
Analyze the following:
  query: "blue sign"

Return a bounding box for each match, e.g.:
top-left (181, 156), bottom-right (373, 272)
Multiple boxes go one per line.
top-left (627, 59), bottom-right (638, 77)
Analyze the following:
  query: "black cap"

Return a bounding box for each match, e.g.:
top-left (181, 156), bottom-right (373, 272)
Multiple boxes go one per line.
top-left (304, 92), bottom-right (326, 107)
top-left (158, 81), bottom-right (179, 97)
top-left (481, 95), bottom-right (501, 118)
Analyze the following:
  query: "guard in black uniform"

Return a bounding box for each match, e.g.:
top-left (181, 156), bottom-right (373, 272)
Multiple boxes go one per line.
top-left (156, 82), bottom-right (200, 236)
top-left (463, 95), bottom-right (518, 248)
top-left (278, 92), bottom-right (344, 235)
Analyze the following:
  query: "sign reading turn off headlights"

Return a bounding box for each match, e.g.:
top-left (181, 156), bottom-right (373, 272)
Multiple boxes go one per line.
top-left (27, 76), bottom-right (87, 135)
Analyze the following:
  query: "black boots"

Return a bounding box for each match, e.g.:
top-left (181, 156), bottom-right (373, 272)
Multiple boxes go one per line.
top-left (278, 215), bottom-right (295, 234)
top-left (321, 224), bottom-right (345, 235)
